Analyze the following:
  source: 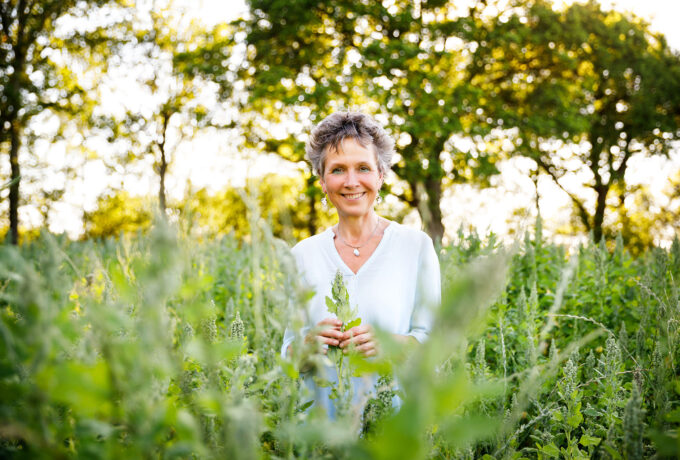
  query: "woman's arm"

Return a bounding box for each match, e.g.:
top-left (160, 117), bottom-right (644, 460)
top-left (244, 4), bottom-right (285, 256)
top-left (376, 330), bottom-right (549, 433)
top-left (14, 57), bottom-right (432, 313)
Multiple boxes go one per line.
top-left (406, 234), bottom-right (441, 343)
top-left (392, 334), bottom-right (420, 345)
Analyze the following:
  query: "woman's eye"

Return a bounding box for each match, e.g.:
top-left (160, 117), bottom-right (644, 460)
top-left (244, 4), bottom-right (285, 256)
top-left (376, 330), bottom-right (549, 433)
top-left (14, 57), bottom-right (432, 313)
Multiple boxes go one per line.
top-left (331, 168), bottom-right (343, 174)
top-left (359, 166), bottom-right (371, 172)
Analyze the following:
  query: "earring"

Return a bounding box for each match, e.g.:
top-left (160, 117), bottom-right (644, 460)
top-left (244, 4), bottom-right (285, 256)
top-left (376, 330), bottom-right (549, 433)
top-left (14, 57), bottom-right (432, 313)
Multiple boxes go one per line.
top-left (321, 196), bottom-right (328, 207)
top-left (376, 194), bottom-right (382, 204)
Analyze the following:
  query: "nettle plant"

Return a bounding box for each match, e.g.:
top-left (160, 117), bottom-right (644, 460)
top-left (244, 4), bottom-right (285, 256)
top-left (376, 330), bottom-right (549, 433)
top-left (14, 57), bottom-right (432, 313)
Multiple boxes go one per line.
top-left (323, 270), bottom-right (362, 415)
top-left (322, 270), bottom-right (396, 437)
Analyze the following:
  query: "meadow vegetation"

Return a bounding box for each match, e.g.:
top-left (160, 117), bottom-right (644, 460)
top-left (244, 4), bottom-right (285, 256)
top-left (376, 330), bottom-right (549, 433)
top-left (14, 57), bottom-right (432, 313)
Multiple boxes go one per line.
top-left (1, 214), bottom-right (678, 459)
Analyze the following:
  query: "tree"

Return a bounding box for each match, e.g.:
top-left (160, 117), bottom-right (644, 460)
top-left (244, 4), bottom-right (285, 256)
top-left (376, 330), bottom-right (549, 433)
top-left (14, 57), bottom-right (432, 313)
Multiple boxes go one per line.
top-left (81, 174), bottom-right (336, 241)
top-left (0, 0), bottom-right (129, 244)
top-left (220, 0), bottom-right (504, 242)
top-left (82, 190), bottom-right (153, 239)
top-left (475, 0), bottom-right (680, 242)
top-left (97, 0), bottom-right (221, 215)
top-left (181, 174), bottom-right (337, 241)
top-left (611, 170), bottom-right (680, 254)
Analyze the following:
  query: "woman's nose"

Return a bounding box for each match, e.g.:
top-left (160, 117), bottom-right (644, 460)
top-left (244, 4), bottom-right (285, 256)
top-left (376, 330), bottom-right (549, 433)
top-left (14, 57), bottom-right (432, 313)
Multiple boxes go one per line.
top-left (344, 169), bottom-right (359, 187)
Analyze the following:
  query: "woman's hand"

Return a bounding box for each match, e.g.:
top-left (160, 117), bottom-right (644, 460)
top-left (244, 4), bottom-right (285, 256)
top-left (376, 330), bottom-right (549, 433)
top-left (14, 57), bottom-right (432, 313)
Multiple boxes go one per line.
top-left (339, 324), bottom-right (378, 357)
top-left (306, 317), bottom-right (344, 353)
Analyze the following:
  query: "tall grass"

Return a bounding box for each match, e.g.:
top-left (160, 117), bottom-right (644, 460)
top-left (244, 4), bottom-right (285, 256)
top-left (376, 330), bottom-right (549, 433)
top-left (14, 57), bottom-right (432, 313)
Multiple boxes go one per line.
top-left (0, 219), bottom-right (678, 458)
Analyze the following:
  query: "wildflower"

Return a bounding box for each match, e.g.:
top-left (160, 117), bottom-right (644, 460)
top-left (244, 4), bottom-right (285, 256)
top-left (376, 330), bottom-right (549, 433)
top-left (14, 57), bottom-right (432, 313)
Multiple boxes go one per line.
top-left (179, 322), bottom-right (194, 347)
top-left (584, 351), bottom-right (596, 381)
top-left (474, 338), bottom-right (487, 381)
top-left (331, 270), bottom-right (348, 306)
top-left (230, 311), bottom-right (244, 340)
top-left (362, 373), bottom-right (396, 437)
top-left (202, 315), bottom-right (218, 344)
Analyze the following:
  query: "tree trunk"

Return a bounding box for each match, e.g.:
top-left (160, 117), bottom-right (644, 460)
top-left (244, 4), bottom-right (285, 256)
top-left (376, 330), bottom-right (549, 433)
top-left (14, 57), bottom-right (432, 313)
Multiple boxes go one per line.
top-left (5, 39), bottom-right (26, 246)
top-left (593, 184), bottom-right (609, 243)
top-left (157, 112), bottom-right (170, 214)
top-left (414, 177), bottom-right (445, 244)
top-left (158, 149), bottom-right (167, 213)
top-left (8, 121), bottom-right (21, 245)
top-left (306, 175), bottom-right (318, 237)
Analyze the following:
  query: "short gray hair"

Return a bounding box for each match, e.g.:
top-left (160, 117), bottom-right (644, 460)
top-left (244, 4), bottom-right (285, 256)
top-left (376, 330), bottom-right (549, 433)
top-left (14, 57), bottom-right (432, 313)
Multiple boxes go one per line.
top-left (306, 112), bottom-right (394, 177)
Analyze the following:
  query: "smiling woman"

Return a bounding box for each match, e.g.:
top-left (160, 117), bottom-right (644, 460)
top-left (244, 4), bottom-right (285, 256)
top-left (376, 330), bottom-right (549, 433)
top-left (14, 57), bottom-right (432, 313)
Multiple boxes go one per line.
top-left (282, 111), bottom-right (441, 419)
top-left (322, 138), bottom-right (383, 236)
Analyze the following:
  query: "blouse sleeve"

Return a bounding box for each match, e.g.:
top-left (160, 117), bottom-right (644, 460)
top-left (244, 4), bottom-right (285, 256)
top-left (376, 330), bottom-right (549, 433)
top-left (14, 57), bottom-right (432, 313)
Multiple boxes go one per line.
top-left (407, 234), bottom-right (440, 343)
top-left (281, 324), bottom-right (310, 358)
top-left (281, 325), bottom-right (295, 358)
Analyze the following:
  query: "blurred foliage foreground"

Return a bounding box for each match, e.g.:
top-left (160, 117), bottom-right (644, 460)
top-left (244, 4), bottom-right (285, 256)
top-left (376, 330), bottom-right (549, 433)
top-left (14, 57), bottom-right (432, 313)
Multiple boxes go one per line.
top-left (0, 217), bottom-right (679, 459)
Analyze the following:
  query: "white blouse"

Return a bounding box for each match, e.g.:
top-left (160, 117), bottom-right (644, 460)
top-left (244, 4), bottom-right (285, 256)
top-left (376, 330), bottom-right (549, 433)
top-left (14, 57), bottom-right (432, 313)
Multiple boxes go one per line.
top-left (281, 221), bottom-right (441, 416)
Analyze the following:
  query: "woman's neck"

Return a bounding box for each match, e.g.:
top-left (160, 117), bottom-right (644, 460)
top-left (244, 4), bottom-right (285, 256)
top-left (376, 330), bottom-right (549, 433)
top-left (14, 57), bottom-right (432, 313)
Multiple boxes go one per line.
top-left (336, 212), bottom-right (380, 244)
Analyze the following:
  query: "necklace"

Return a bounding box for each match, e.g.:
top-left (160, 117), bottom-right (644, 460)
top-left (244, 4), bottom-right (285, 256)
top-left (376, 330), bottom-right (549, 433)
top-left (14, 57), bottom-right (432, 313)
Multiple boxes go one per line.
top-left (334, 218), bottom-right (381, 257)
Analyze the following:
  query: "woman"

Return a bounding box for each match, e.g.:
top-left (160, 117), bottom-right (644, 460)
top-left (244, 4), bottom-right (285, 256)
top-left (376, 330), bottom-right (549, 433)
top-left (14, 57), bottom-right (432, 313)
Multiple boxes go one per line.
top-left (281, 111), bottom-right (440, 416)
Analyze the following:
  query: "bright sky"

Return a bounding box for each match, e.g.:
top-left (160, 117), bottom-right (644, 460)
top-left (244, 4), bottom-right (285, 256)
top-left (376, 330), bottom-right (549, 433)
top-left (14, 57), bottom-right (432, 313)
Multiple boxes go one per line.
top-left (20, 0), bottom-right (680, 245)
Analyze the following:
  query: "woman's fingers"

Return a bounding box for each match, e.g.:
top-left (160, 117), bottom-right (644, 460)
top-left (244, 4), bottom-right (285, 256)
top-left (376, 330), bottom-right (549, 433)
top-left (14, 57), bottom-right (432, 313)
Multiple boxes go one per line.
top-left (342, 339), bottom-right (377, 356)
top-left (319, 336), bottom-right (340, 347)
top-left (319, 319), bottom-right (343, 337)
top-left (358, 342), bottom-right (377, 357)
top-left (338, 325), bottom-right (379, 356)
top-left (318, 317), bottom-right (343, 328)
top-left (306, 318), bottom-right (343, 345)
top-left (344, 324), bottom-right (370, 337)
top-left (339, 332), bottom-right (371, 348)
top-left (319, 327), bottom-right (344, 341)
top-left (339, 325), bottom-right (372, 346)
top-left (308, 320), bottom-right (378, 356)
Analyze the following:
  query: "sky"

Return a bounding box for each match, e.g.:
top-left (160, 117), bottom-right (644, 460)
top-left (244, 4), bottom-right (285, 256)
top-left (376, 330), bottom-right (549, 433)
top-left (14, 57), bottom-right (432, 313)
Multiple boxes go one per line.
top-left (20, 0), bottom-right (680, 244)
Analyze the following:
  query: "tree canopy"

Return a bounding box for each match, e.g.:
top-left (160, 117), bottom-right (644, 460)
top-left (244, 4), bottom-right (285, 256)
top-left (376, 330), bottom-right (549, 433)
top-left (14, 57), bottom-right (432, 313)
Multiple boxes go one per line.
top-left (0, 0), bottom-right (678, 249)
top-left (474, 0), bottom-right (680, 241)
top-left (0, 0), bottom-right (130, 244)
top-left (230, 0), bottom-right (505, 242)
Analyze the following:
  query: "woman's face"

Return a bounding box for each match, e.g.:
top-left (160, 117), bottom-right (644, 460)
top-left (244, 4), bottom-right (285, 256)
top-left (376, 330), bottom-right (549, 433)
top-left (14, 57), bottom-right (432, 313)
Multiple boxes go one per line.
top-left (320, 137), bottom-right (383, 219)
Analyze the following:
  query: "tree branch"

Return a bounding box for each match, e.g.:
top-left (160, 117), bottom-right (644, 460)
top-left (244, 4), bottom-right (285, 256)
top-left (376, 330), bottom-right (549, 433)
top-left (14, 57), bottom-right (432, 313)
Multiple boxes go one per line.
top-left (392, 191), bottom-right (416, 207)
top-left (612, 141), bottom-right (637, 182)
top-left (535, 155), bottom-right (592, 230)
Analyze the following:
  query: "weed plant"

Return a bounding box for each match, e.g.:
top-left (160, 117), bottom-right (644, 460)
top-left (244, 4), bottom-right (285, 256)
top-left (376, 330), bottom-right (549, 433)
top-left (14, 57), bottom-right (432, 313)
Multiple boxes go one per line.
top-left (0, 218), bottom-right (678, 459)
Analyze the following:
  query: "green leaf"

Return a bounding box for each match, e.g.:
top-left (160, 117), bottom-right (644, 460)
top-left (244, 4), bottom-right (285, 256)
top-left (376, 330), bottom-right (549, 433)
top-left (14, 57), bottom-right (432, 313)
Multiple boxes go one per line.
top-left (325, 296), bottom-right (337, 315)
top-left (298, 400), bottom-right (314, 412)
top-left (539, 442), bottom-right (561, 458)
top-left (602, 444), bottom-right (623, 460)
top-left (582, 407), bottom-right (600, 417)
top-left (567, 411), bottom-right (583, 428)
top-left (345, 317), bottom-right (362, 329)
top-left (579, 434), bottom-right (601, 447)
top-left (281, 360), bottom-right (299, 379)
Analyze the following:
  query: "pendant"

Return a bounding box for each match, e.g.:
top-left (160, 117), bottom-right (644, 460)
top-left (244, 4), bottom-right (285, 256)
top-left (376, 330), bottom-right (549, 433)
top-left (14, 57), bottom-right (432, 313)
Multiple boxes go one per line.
top-left (353, 248), bottom-right (360, 257)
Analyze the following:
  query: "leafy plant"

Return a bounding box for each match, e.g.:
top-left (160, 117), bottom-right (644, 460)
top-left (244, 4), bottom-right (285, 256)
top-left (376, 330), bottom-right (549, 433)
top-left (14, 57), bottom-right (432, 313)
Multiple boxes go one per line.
top-left (323, 270), bottom-right (362, 416)
top-left (1, 219), bottom-right (679, 458)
